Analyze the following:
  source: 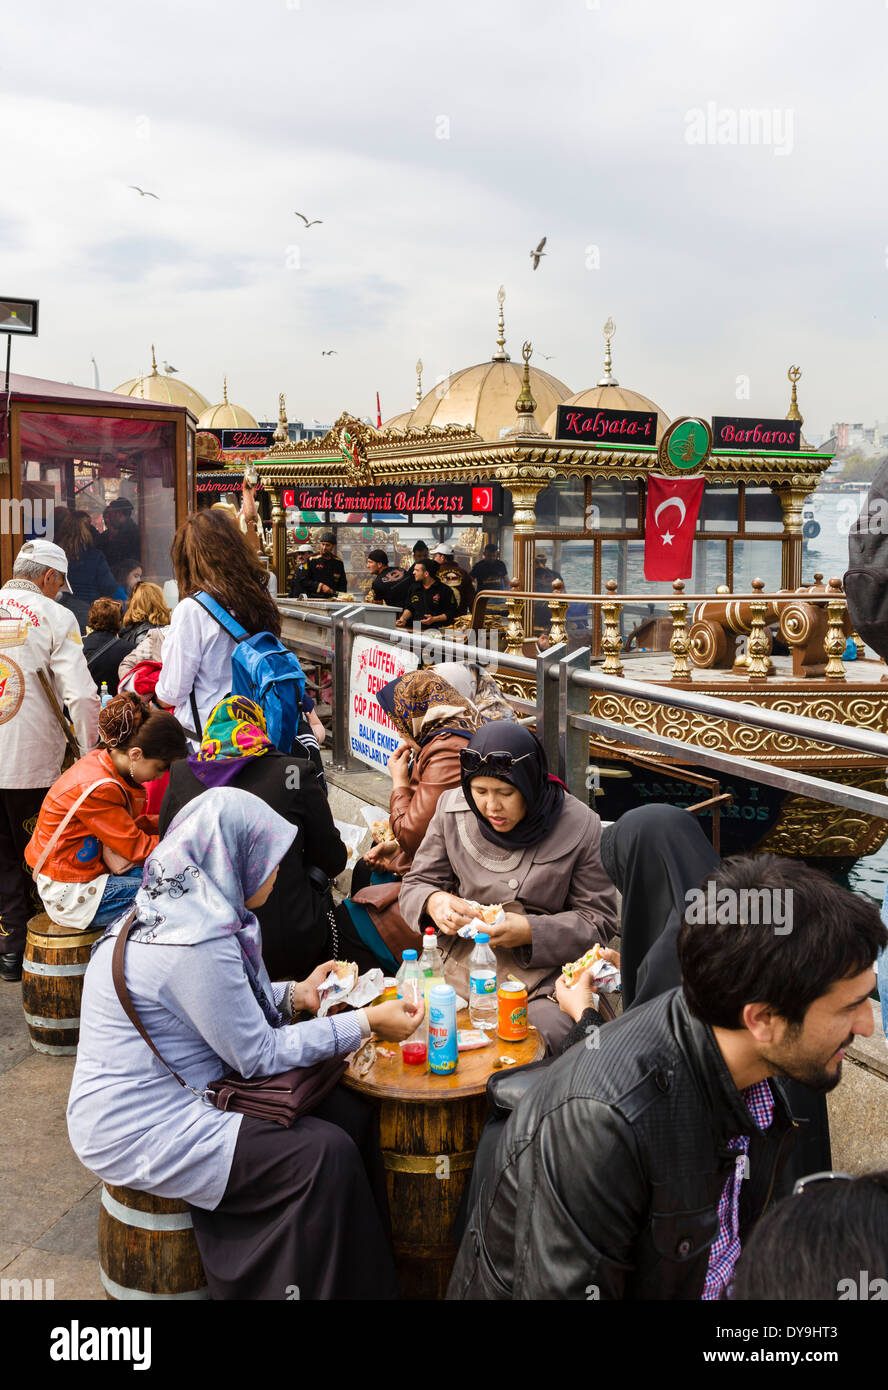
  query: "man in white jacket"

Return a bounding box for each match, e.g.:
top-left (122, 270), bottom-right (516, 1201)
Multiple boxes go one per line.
top-left (0, 539), bottom-right (99, 980)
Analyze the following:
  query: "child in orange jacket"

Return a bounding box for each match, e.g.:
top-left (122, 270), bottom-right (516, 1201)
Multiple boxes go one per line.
top-left (26, 694), bottom-right (187, 930)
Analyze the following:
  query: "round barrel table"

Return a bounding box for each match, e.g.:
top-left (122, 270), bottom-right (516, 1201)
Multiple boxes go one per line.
top-left (344, 1012), bottom-right (544, 1300)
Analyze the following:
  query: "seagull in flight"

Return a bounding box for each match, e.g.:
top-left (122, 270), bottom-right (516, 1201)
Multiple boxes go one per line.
top-left (129, 185), bottom-right (159, 199)
top-left (162, 360), bottom-right (178, 374)
top-left (530, 236), bottom-right (547, 270)
top-left (536, 351), bottom-right (555, 359)
top-left (321, 349), bottom-right (338, 356)
top-left (295, 212), bottom-right (323, 227)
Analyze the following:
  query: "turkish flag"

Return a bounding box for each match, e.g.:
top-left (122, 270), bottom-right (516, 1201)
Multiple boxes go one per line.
top-left (643, 474), bottom-right (705, 580)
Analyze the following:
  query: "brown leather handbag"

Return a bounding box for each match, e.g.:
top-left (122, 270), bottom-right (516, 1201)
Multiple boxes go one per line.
top-left (111, 910), bottom-right (346, 1127)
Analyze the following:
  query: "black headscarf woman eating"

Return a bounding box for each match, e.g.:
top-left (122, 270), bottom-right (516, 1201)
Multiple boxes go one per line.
top-left (399, 722), bottom-right (618, 1050)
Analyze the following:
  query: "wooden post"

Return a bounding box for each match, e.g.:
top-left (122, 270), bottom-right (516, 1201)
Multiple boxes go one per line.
top-left (746, 577), bottom-right (771, 681)
top-left (600, 579), bottom-right (624, 676)
top-left (824, 577), bottom-right (848, 681)
top-left (669, 579), bottom-right (691, 681)
top-left (547, 578), bottom-right (568, 647)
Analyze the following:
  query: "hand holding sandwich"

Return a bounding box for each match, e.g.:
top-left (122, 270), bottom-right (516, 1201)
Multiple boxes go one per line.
top-left (484, 910), bottom-right (532, 949)
top-left (425, 891), bottom-right (478, 934)
top-left (555, 948), bottom-right (621, 1022)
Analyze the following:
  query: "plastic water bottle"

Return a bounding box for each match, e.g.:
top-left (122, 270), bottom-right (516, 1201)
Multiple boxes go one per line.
top-left (419, 928), bottom-right (445, 996)
top-left (396, 949), bottom-right (427, 1065)
top-left (100, 681), bottom-right (111, 708)
top-left (468, 932), bottom-right (497, 1032)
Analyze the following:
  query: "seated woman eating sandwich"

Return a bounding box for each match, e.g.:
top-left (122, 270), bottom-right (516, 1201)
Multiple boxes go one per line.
top-left (399, 722), bottom-right (618, 1050)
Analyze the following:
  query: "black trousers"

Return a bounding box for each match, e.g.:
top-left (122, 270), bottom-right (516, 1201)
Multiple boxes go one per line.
top-left (190, 1086), bottom-right (398, 1301)
top-left (0, 787), bottom-right (48, 957)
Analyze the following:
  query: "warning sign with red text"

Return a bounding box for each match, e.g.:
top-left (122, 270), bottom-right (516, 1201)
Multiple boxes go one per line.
top-left (348, 636), bottom-right (419, 770)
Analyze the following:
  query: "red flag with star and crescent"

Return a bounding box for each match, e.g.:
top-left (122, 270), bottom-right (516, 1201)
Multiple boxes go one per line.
top-left (643, 473), bottom-right (705, 581)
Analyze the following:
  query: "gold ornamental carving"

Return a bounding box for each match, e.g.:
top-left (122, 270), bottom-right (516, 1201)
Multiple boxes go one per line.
top-left (586, 689), bottom-right (888, 764)
top-left (755, 768), bottom-right (888, 859)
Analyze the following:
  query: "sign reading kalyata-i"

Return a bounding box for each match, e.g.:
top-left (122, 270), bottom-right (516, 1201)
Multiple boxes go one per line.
top-left (554, 404), bottom-right (658, 443)
top-left (283, 484), bottom-right (500, 514)
top-left (711, 417), bottom-right (801, 451)
top-left (349, 635), bottom-right (419, 771)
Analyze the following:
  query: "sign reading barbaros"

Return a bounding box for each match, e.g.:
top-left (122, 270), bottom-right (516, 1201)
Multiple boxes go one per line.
top-left (283, 484), bottom-right (499, 514)
top-left (711, 416), bottom-right (801, 451)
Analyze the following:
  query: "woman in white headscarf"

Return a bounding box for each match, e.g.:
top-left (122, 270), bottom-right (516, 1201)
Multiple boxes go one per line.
top-left (67, 787), bottom-right (420, 1300)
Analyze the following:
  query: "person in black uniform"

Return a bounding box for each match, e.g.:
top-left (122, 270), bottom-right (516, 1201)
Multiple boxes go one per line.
top-left (407, 540), bottom-right (438, 581)
top-left (366, 549), bottom-right (410, 609)
top-left (396, 560), bottom-right (457, 629)
top-left (470, 543), bottom-right (509, 591)
top-left (96, 497), bottom-right (141, 571)
top-left (288, 543), bottom-right (315, 598)
top-left (302, 532), bottom-right (347, 598)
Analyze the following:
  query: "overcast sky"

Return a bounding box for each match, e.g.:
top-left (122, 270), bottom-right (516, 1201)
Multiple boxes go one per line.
top-left (1, 0), bottom-right (884, 439)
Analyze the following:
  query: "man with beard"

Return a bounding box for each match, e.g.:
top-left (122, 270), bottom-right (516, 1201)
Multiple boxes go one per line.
top-left (449, 853), bottom-right (885, 1301)
top-left (396, 560), bottom-right (457, 629)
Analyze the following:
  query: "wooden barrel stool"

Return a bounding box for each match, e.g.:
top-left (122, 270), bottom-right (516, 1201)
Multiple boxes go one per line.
top-left (98, 1185), bottom-right (210, 1300)
top-left (21, 912), bottom-right (103, 1055)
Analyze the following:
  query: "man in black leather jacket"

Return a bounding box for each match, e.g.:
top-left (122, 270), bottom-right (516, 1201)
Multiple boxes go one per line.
top-left (449, 853), bottom-right (885, 1300)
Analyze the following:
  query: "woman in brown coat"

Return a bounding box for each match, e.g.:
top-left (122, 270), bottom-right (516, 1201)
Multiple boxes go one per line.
top-left (337, 665), bottom-right (514, 971)
top-left (398, 722), bottom-right (618, 1050)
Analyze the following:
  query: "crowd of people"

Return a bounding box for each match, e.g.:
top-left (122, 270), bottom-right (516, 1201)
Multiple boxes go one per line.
top-left (0, 507), bottom-right (886, 1304)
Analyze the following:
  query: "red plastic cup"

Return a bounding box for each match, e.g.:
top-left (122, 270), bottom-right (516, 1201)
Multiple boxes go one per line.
top-left (400, 1041), bottom-right (428, 1065)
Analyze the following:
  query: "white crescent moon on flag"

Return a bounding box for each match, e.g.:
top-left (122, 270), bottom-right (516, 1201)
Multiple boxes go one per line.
top-left (474, 488), bottom-right (492, 510)
top-left (654, 496), bottom-right (686, 529)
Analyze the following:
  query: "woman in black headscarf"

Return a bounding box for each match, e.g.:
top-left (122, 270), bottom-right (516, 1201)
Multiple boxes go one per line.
top-left (399, 723), bottom-right (618, 1050)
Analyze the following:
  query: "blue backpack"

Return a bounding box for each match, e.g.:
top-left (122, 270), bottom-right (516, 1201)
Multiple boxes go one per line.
top-left (189, 592), bottom-right (306, 752)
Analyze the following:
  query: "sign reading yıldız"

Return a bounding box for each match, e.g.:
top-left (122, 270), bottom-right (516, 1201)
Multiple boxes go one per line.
top-left (711, 416), bottom-right (801, 451)
top-left (554, 404), bottom-right (657, 443)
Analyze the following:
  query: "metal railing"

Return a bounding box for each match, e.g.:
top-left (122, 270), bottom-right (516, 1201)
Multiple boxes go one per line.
top-left (276, 601), bottom-right (888, 826)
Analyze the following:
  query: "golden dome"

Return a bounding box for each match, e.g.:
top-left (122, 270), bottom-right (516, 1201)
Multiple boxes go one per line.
top-left (381, 411), bottom-right (412, 431)
top-left (197, 378), bottom-right (258, 430)
top-left (114, 345), bottom-right (210, 418)
top-left (542, 318), bottom-right (669, 440)
top-left (409, 360), bottom-right (573, 441)
top-left (404, 289), bottom-right (571, 441)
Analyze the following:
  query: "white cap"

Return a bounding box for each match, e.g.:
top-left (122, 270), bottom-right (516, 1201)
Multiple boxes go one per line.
top-left (432, 541), bottom-right (455, 556)
top-left (17, 539), bottom-right (73, 591)
top-left (297, 543), bottom-right (314, 554)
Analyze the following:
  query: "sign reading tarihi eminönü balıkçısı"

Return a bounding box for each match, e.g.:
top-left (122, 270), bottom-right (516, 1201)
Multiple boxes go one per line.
top-left (711, 416), bottom-right (801, 451)
top-left (283, 484), bottom-right (500, 514)
top-left (554, 404), bottom-right (658, 443)
top-left (349, 635), bottom-right (419, 771)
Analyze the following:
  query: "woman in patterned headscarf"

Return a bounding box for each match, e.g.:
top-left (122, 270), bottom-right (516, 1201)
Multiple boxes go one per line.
top-left (159, 696), bottom-right (347, 981)
top-left (338, 663), bottom-right (516, 972)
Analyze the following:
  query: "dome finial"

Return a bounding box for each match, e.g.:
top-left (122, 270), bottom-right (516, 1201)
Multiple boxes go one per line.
top-left (492, 285), bottom-right (510, 362)
top-left (273, 392), bottom-right (288, 445)
top-left (786, 365), bottom-right (803, 423)
top-left (501, 341), bottom-right (545, 439)
top-left (515, 341), bottom-right (538, 415)
top-left (415, 357), bottom-right (423, 406)
top-left (150, 344), bottom-right (158, 376)
top-left (597, 317), bottom-right (618, 386)
top-left (222, 375), bottom-right (229, 405)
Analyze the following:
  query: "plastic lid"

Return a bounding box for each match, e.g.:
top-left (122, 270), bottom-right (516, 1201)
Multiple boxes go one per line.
top-left (402, 949), bottom-right (418, 961)
top-left (475, 932), bottom-right (489, 944)
top-left (424, 927), bottom-right (436, 936)
top-left (429, 983), bottom-right (456, 1002)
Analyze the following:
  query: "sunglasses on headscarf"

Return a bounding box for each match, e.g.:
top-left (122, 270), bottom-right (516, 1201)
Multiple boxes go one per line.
top-left (460, 748), bottom-right (533, 777)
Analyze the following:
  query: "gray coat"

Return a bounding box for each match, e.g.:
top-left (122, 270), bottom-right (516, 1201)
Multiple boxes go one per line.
top-left (399, 788), bottom-right (618, 1049)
